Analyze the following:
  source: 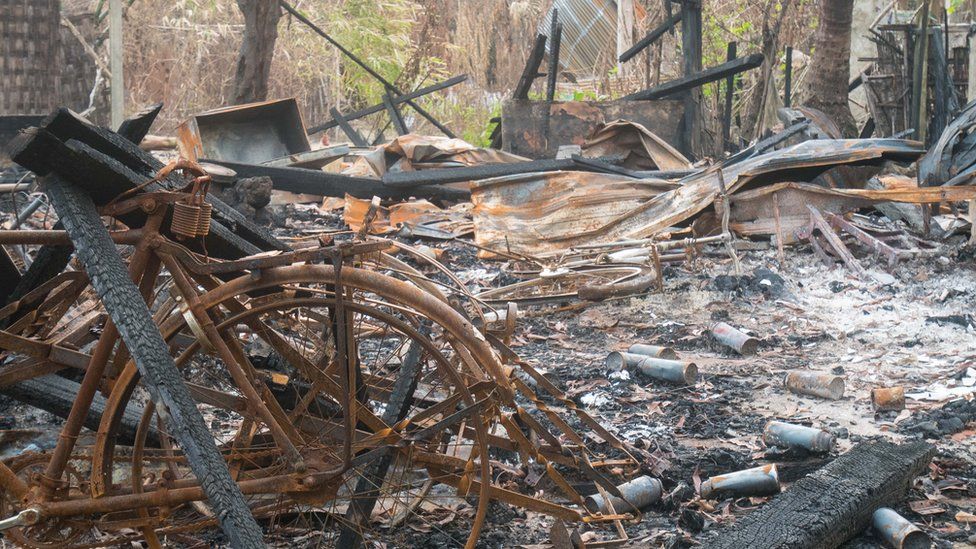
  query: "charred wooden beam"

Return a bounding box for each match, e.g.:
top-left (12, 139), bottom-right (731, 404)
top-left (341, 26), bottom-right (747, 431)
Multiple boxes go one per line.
top-left (328, 108), bottom-right (368, 147)
top-left (624, 53), bottom-right (764, 101)
top-left (116, 102), bottom-right (163, 145)
top-left (383, 92), bottom-right (409, 135)
top-left (43, 174), bottom-right (265, 546)
top-left (546, 10), bottom-right (562, 103)
top-left (205, 159), bottom-right (470, 201)
top-left (703, 441), bottom-right (934, 549)
top-left (383, 158), bottom-right (593, 187)
top-left (514, 34), bottom-right (548, 100)
top-left (2, 374), bottom-right (157, 446)
top-left (307, 75), bottom-right (467, 135)
top-left (723, 42), bottom-right (737, 152)
top-left (279, 0), bottom-right (456, 138)
top-left (618, 11), bottom-right (682, 63)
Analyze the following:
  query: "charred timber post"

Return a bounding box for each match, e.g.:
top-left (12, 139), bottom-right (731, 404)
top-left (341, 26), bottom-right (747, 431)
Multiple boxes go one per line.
top-left (278, 0), bottom-right (456, 138)
top-left (306, 75), bottom-right (467, 134)
top-left (679, 0), bottom-right (703, 157)
top-left (618, 11), bottom-right (683, 63)
top-left (328, 107), bottom-right (368, 147)
top-left (41, 174), bottom-right (264, 547)
top-left (623, 54), bottom-right (764, 101)
top-left (723, 42), bottom-right (737, 152)
top-left (382, 92), bottom-right (409, 135)
top-left (703, 441), bottom-right (935, 549)
top-left (784, 46), bottom-right (793, 108)
top-left (546, 9), bottom-right (562, 103)
top-left (514, 34), bottom-right (548, 100)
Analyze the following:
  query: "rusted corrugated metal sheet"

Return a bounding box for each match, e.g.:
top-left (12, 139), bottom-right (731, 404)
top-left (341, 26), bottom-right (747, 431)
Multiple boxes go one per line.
top-left (471, 138), bottom-right (925, 256)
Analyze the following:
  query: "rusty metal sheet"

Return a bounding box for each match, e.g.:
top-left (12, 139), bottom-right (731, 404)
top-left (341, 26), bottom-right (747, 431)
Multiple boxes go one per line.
top-left (729, 181), bottom-right (976, 242)
top-left (177, 98), bottom-right (310, 164)
top-left (472, 138), bottom-right (924, 256)
top-left (471, 171), bottom-right (677, 257)
top-left (581, 119), bottom-right (691, 171)
top-left (919, 99), bottom-right (976, 186)
top-left (343, 134), bottom-right (527, 178)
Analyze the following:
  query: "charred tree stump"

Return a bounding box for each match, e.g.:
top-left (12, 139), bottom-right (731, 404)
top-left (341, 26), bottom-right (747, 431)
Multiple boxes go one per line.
top-left (703, 440), bottom-right (934, 549)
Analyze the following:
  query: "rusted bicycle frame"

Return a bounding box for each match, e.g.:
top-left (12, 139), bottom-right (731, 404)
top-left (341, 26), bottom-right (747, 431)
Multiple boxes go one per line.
top-left (0, 181), bottom-right (645, 545)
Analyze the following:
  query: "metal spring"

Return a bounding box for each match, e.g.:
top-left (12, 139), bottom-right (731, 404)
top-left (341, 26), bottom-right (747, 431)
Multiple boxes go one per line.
top-left (195, 201), bottom-right (212, 237)
top-left (171, 201), bottom-right (203, 238)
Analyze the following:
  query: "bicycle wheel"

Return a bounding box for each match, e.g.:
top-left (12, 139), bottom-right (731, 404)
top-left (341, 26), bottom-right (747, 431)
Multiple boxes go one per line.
top-left (91, 265), bottom-right (500, 548)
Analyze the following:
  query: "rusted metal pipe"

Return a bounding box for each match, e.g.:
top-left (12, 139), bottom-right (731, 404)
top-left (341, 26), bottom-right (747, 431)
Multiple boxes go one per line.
top-left (700, 464), bottom-right (780, 500)
top-left (628, 344), bottom-right (678, 360)
top-left (784, 371), bottom-right (845, 400)
top-left (763, 421), bottom-right (835, 453)
top-left (584, 475), bottom-right (663, 514)
top-left (872, 387), bottom-right (906, 412)
top-left (606, 352), bottom-right (697, 384)
top-left (872, 507), bottom-right (931, 549)
top-left (710, 322), bottom-right (759, 355)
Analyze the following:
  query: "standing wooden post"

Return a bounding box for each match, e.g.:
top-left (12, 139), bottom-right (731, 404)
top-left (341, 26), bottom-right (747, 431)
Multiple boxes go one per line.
top-left (679, 0), bottom-right (703, 158)
top-left (546, 9), bottom-right (562, 103)
top-left (617, 0), bottom-right (636, 74)
top-left (109, 0), bottom-right (124, 128)
top-left (911, 0), bottom-right (931, 142)
top-left (723, 42), bottom-right (737, 152)
top-left (784, 45), bottom-right (793, 107)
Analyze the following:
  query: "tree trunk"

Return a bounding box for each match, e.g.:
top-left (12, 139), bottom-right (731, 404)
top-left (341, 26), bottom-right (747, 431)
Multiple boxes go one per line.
top-left (803, 0), bottom-right (857, 137)
top-left (232, 0), bottom-right (281, 105)
top-left (0, 0), bottom-right (62, 114)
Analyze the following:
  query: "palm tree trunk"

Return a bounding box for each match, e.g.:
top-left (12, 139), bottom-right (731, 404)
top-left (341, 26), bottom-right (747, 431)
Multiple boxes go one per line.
top-left (803, 0), bottom-right (857, 136)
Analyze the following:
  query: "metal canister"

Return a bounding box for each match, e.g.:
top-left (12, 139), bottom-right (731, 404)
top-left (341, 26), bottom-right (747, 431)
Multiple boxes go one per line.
top-left (872, 507), bottom-right (930, 549)
top-left (710, 322), bottom-right (759, 355)
top-left (784, 371), bottom-right (845, 400)
top-left (628, 344), bottom-right (678, 360)
top-left (584, 476), bottom-right (663, 514)
top-left (763, 421), bottom-right (835, 453)
top-left (871, 387), bottom-right (906, 412)
top-left (700, 464), bottom-right (780, 500)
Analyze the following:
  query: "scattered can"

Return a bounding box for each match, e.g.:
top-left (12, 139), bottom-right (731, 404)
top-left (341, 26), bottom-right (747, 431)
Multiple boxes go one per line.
top-left (872, 507), bottom-right (931, 549)
top-left (763, 421), bottom-right (835, 453)
top-left (584, 475), bottom-right (663, 514)
top-left (628, 344), bottom-right (678, 360)
top-left (700, 464), bottom-right (780, 500)
top-left (605, 353), bottom-right (697, 385)
top-left (784, 371), bottom-right (845, 400)
top-left (710, 322), bottom-right (759, 355)
top-left (871, 387), bottom-right (906, 412)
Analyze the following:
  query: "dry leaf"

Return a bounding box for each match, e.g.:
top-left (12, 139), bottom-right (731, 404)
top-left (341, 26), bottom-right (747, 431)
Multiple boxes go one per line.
top-left (955, 511), bottom-right (976, 523)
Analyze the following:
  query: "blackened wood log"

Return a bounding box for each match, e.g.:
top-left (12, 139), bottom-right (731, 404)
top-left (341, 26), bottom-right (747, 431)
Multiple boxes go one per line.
top-left (208, 159), bottom-right (471, 200)
top-left (624, 54), bottom-right (764, 101)
top-left (2, 374), bottom-right (157, 446)
top-left (382, 158), bottom-right (580, 187)
top-left (722, 42), bottom-right (737, 152)
top-left (116, 102), bottom-right (163, 145)
top-left (703, 441), bottom-right (934, 549)
top-left (329, 108), bottom-right (369, 147)
top-left (618, 11), bottom-right (682, 63)
top-left (0, 247), bottom-right (19, 301)
top-left (307, 75), bottom-right (467, 134)
top-left (514, 34), bottom-right (548, 100)
top-left (9, 113), bottom-right (288, 254)
top-left (42, 174), bottom-right (264, 547)
top-left (1, 222), bottom-right (72, 306)
top-left (383, 93), bottom-right (409, 135)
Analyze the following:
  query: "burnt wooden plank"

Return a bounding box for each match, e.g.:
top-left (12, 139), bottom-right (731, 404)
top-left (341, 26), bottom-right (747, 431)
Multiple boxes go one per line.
top-left (43, 173), bottom-right (265, 547)
top-left (703, 441), bottom-right (934, 549)
top-left (116, 102), bottom-right (163, 145)
top-left (206, 159), bottom-right (470, 201)
top-left (307, 75), bottom-right (467, 134)
top-left (328, 108), bottom-right (369, 147)
top-left (546, 10), bottom-right (562, 103)
top-left (618, 11), bottom-right (682, 63)
top-left (514, 34), bottom-right (548, 100)
top-left (383, 93), bottom-right (409, 135)
top-left (624, 53), bottom-right (764, 101)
